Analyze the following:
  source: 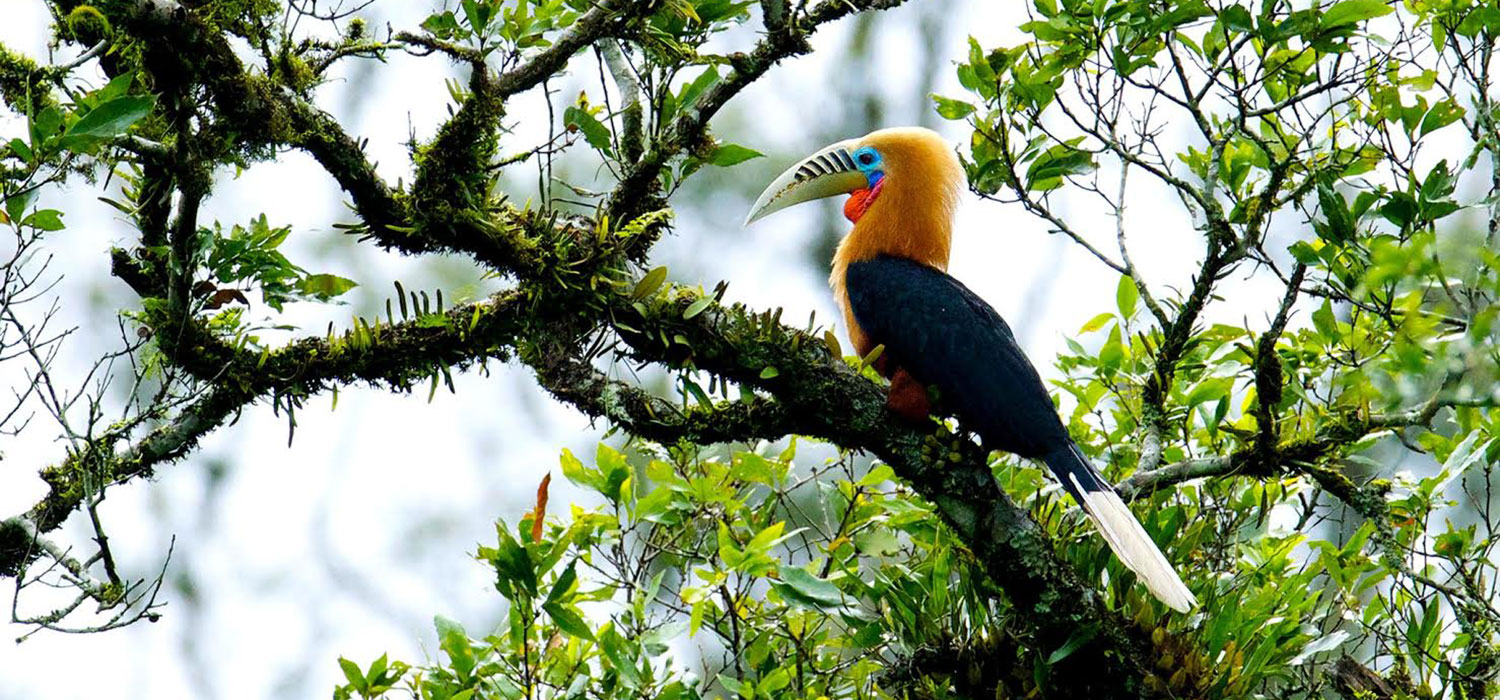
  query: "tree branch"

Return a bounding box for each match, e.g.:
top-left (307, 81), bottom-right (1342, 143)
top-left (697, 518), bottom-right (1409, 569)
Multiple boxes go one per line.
top-left (533, 353), bottom-right (797, 445)
top-left (605, 0), bottom-right (912, 228)
top-left (492, 0), bottom-right (638, 97)
top-left (0, 290), bottom-right (530, 576)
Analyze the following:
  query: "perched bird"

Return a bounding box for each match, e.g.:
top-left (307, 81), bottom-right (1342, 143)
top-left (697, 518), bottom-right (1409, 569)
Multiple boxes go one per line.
top-left (745, 127), bottom-right (1197, 612)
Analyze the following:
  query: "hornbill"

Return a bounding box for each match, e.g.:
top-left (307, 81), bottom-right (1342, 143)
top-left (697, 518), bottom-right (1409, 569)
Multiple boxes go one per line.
top-left (745, 127), bottom-right (1197, 612)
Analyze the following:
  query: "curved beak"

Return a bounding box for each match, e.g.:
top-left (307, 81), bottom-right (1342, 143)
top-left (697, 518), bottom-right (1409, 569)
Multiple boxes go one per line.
top-left (744, 139), bottom-right (867, 226)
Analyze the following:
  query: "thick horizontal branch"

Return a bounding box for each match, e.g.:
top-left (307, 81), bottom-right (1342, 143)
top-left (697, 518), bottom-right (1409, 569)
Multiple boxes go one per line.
top-left (0, 291), bottom-right (530, 577)
top-left (533, 353), bottom-right (797, 445)
top-left (0, 385), bottom-right (240, 577)
top-left (1119, 390), bottom-right (1489, 501)
top-left (156, 291), bottom-right (528, 396)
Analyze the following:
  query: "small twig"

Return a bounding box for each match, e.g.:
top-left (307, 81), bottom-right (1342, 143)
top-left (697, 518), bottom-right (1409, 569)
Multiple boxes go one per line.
top-left (1112, 160), bottom-right (1168, 325)
top-left (53, 41), bottom-right (109, 74)
top-left (600, 41), bottom-right (643, 163)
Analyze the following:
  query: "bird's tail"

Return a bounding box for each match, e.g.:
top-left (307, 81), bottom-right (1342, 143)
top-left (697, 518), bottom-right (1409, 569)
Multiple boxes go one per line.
top-left (1044, 443), bottom-right (1197, 613)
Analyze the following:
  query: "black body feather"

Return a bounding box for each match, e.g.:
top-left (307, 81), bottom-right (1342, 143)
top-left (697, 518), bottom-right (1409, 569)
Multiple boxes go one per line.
top-left (845, 255), bottom-right (1099, 502)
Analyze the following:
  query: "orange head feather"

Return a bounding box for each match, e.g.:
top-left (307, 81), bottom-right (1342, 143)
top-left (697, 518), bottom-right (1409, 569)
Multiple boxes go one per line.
top-left (831, 127), bottom-right (964, 272)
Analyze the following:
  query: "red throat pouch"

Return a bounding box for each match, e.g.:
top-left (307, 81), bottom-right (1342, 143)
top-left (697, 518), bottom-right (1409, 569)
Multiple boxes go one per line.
top-left (843, 179), bottom-right (884, 222)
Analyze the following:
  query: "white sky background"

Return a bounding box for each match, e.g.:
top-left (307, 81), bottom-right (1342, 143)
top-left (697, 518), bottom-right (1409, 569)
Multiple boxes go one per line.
top-left (0, 1), bottom-right (1295, 697)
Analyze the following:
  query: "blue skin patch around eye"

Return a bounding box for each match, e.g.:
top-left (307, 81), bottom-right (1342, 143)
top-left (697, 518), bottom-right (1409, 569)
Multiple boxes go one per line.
top-left (853, 146), bottom-right (884, 187)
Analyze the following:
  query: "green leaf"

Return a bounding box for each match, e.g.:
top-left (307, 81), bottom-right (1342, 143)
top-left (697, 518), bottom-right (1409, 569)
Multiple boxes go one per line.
top-left (420, 10), bottom-right (463, 38)
top-left (1379, 193), bottom-right (1417, 229)
top-left (1098, 325), bottom-right (1125, 370)
top-left (598, 624), bottom-right (645, 689)
top-left (338, 657), bottom-right (368, 694)
top-left (716, 525), bottom-right (745, 572)
top-left (681, 378), bottom-right (713, 407)
top-left (297, 273), bottom-right (358, 300)
top-left (492, 525), bottom-right (538, 597)
top-left (22, 209), bottom-right (64, 232)
top-left (1316, 178), bottom-right (1353, 242)
top-left (931, 94), bottom-right (975, 120)
top-left (1288, 240), bottom-right (1322, 265)
top-left (596, 443), bottom-right (631, 502)
top-left (758, 366), bottom-right (779, 379)
top-left (1186, 376), bottom-right (1233, 410)
top-left (365, 654), bottom-right (389, 686)
top-left (1421, 160), bottom-right (1456, 202)
top-left (858, 464), bottom-right (896, 487)
top-left (730, 451), bottom-right (784, 485)
top-left (1289, 629), bottom-right (1352, 665)
top-left (855, 528), bottom-right (901, 556)
top-left (744, 521), bottom-right (789, 556)
top-left (631, 266), bottom-right (668, 299)
top-left (718, 674), bottom-right (751, 698)
top-left (543, 601), bottom-right (596, 641)
top-left (1079, 311), bottom-right (1114, 333)
top-left (1420, 99), bottom-right (1464, 136)
top-left (682, 296), bottom-right (712, 319)
top-left (708, 144), bottom-right (763, 167)
top-left (95, 73), bottom-right (137, 103)
top-left (1434, 527), bottom-right (1474, 559)
top-left (434, 615), bottom-right (467, 646)
top-left (1115, 275), bottom-right (1139, 318)
top-left (822, 329), bottom-right (842, 357)
top-left (1312, 299), bottom-right (1338, 339)
top-left (773, 564), bottom-right (845, 611)
top-left (1322, 0), bottom-right (1392, 29)
top-left (758, 667), bottom-right (792, 694)
top-left (1047, 625), bottom-right (1099, 665)
top-left (677, 66), bottom-right (720, 111)
top-left (1026, 144), bottom-right (1097, 191)
top-left (461, 0), bottom-right (492, 33)
top-left (434, 615), bottom-right (475, 679)
top-left (4, 189), bottom-right (37, 225)
top-left (30, 106), bottom-right (63, 146)
top-left (563, 105), bottom-right (612, 153)
top-left (560, 448), bottom-right (604, 492)
top-left (8, 138), bottom-right (33, 164)
top-left (1220, 5), bottom-right (1254, 32)
top-left (61, 95), bottom-right (155, 146)
top-left (547, 561), bottom-right (578, 604)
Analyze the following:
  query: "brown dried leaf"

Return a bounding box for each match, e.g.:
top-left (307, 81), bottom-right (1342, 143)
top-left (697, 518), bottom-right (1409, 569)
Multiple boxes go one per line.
top-left (204, 289), bottom-right (249, 310)
top-left (529, 472), bottom-right (551, 541)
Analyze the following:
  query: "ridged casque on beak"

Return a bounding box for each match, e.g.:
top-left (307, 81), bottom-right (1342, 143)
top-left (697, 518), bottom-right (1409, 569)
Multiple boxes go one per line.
top-left (744, 139), bottom-right (868, 226)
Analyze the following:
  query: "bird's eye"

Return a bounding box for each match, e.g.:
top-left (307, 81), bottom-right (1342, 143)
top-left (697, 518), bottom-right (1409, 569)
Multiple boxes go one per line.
top-left (857, 152), bottom-right (875, 166)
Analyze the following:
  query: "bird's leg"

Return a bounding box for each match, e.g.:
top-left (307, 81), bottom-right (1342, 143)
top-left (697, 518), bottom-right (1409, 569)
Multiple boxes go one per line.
top-left (886, 367), bottom-right (932, 421)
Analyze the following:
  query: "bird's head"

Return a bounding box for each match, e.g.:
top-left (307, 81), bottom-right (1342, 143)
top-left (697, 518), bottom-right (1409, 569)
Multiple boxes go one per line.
top-left (744, 127), bottom-right (963, 228)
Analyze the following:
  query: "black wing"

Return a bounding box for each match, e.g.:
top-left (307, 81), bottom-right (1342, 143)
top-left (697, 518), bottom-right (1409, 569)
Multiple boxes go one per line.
top-left (845, 255), bottom-right (1069, 459)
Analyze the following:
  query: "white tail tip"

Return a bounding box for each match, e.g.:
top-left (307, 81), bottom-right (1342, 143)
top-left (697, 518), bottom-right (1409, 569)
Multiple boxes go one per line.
top-left (1069, 473), bottom-right (1198, 613)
